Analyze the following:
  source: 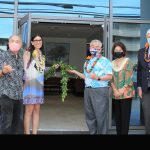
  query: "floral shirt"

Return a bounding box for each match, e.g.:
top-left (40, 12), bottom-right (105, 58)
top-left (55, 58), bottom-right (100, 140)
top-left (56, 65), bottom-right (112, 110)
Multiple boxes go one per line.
top-left (111, 57), bottom-right (135, 99)
top-left (84, 56), bottom-right (112, 88)
top-left (0, 49), bottom-right (24, 100)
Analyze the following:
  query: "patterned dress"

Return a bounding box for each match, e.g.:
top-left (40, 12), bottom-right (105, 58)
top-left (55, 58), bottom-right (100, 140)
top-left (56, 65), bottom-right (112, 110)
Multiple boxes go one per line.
top-left (23, 50), bottom-right (45, 104)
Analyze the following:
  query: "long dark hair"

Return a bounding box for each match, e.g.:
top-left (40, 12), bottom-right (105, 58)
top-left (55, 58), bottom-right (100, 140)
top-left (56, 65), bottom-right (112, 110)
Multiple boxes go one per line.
top-left (27, 34), bottom-right (45, 68)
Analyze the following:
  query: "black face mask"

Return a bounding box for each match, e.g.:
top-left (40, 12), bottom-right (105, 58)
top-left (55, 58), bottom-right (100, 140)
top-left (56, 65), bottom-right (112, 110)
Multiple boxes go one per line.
top-left (114, 52), bottom-right (124, 59)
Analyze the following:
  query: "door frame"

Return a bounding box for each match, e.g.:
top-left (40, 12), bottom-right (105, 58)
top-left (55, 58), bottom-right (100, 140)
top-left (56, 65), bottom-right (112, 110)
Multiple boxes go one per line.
top-left (18, 14), bottom-right (108, 57)
top-left (18, 14), bottom-right (150, 131)
top-left (18, 13), bottom-right (31, 48)
top-left (108, 18), bottom-right (150, 130)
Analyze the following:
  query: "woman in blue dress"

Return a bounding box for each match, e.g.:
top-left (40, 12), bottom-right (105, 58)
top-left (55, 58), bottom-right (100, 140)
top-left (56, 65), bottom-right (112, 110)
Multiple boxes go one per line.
top-left (23, 35), bottom-right (45, 134)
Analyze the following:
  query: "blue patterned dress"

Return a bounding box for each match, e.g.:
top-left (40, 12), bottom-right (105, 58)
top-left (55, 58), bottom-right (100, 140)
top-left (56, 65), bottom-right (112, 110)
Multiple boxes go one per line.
top-left (23, 51), bottom-right (45, 104)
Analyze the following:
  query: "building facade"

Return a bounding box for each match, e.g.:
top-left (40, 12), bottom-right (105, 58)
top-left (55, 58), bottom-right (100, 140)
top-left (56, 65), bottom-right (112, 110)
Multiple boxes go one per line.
top-left (0, 0), bottom-right (150, 132)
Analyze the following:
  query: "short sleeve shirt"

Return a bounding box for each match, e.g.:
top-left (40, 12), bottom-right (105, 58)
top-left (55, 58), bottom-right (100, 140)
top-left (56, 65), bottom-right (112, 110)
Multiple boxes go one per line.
top-left (84, 56), bottom-right (112, 88)
top-left (0, 49), bottom-right (24, 100)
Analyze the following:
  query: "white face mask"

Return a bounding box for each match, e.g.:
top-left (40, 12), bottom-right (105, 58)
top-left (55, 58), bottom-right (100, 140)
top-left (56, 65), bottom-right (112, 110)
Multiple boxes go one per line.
top-left (147, 38), bottom-right (150, 45)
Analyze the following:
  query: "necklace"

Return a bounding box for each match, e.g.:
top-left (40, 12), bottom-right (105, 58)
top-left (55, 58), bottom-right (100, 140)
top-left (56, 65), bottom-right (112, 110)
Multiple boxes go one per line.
top-left (32, 49), bottom-right (45, 72)
top-left (114, 57), bottom-right (124, 67)
top-left (84, 55), bottom-right (101, 73)
top-left (112, 57), bottom-right (128, 72)
top-left (144, 42), bottom-right (150, 62)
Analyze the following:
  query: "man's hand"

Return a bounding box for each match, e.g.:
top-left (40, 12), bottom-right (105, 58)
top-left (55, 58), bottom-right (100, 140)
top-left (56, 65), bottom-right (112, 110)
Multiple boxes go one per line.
top-left (90, 73), bottom-right (98, 80)
top-left (2, 63), bottom-right (14, 74)
top-left (67, 69), bottom-right (76, 74)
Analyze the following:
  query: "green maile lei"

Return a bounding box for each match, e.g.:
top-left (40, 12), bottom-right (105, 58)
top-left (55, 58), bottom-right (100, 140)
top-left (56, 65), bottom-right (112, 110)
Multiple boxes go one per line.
top-left (45, 61), bottom-right (77, 102)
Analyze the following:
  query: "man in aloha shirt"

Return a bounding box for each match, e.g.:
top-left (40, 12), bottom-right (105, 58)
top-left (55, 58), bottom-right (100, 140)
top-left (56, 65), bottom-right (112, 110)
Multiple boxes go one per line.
top-left (68, 39), bottom-right (112, 134)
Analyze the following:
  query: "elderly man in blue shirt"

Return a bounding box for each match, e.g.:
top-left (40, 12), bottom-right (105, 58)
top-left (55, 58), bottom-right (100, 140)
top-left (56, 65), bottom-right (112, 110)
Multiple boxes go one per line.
top-left (68, 39), bottom-right (112, 134)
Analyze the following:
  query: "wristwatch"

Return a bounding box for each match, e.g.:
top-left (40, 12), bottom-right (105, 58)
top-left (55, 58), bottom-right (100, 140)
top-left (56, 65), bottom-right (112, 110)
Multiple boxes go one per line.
top-left (97, 76), bottom-right (101, 81)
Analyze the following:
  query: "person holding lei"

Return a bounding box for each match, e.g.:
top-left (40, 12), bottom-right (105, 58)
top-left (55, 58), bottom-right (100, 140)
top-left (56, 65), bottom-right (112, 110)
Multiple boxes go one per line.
top-left (137, 29), bottom-right (150, 134)
top-left (23, 35), bottom-right (45, 134)
top-left (67, 39), bottom-right (112, 134)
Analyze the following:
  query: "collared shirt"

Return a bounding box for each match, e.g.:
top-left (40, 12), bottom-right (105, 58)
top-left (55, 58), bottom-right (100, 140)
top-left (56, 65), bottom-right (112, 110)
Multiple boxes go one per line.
top-left (0, 49), bottom-right (24, 100)
top-left (148, 48), bottom-right (150, 59)
top-left (84, 56), bottom-right (112, 88)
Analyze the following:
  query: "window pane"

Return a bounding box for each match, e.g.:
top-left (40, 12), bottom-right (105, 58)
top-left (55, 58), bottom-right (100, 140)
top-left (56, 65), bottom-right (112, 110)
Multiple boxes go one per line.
top-left (112, 22), bottom-right (150, 126)
top-left (0, 18), bottom-right (13, 50)
top-left (112, 0), bottom-right (140, 18)
top-left (18, 0), bottom-right (109, 18)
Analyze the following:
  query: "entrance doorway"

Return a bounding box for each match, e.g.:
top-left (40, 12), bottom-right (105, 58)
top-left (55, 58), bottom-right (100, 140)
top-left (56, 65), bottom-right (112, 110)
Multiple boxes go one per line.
top-left (18, 14), bottom-right (105, 132)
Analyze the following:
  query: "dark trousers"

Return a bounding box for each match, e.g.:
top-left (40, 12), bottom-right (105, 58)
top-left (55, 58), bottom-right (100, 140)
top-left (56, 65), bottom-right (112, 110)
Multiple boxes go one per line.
top-left (0, 94), bottom-right (24, 134)
top-left (141, 88), bottom-right (150, 134)
top-left (113, 98), bottom-right (132, 135)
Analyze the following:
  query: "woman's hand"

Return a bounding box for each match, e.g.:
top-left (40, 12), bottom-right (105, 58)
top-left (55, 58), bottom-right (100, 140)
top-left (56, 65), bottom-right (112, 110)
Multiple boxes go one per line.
top-left (23, 51), bottom-right (30, 62)
top-left (113, 89), bottom-right (121, 98)
top-left (23, 51), bottom-right (30, 69)
top-left (118, 87), bottom-right (126, 95)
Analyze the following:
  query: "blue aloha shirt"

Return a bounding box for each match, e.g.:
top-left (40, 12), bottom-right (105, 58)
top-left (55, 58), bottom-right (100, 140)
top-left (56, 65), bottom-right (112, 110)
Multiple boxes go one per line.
top-left (84, 56), bottom-right (112, 88)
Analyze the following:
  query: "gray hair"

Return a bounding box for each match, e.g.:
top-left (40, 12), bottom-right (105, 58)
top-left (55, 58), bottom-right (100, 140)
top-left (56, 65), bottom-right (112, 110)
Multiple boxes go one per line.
top-left (146, 29), bottom-right (150, 36)
top-left (9, 34), bottom-right (22, 44)
top-left (90, 39), bottom-right (102, 47)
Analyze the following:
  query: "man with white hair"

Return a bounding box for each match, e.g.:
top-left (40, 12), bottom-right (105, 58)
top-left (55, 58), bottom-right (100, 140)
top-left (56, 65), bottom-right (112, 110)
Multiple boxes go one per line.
top-left (137, 29), bottom-right (150, 134)
top-left (68, 39), bottom-right (112, 134)
top-left (0, 35), bottom-right (24, 134)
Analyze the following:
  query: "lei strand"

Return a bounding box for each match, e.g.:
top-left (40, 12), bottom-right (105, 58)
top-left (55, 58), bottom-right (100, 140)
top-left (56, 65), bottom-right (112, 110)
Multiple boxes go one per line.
top-left (33, 49), bottom-right (45, 72)
top-left (84, 55), bottom-right (101, 73)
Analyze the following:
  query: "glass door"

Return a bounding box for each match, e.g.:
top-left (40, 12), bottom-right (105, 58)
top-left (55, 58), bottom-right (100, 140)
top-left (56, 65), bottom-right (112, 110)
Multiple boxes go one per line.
top-left (18, 13), bottom-right (31, 49)
top-left (108, 20), bottom-right (150, 130)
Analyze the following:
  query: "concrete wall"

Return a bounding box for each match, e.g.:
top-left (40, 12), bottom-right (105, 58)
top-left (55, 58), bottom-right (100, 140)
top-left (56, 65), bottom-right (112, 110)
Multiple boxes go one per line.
top-left (43, 37), bottom-right (86, 71)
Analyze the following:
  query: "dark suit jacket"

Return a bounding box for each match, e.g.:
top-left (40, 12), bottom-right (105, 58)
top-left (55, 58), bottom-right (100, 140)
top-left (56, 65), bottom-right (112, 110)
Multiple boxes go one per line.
top-left (137, 48), bottom-right (150, 93)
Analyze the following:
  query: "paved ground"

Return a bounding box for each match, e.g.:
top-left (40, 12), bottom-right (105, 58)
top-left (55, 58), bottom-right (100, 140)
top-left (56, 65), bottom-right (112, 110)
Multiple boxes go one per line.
top-left (38, 94), bottom-right (145, 135)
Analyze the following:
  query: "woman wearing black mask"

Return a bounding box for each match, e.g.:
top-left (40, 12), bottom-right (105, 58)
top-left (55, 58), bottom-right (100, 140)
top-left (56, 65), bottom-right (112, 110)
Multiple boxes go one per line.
top-left (111, 41), bottom-right (135, 135)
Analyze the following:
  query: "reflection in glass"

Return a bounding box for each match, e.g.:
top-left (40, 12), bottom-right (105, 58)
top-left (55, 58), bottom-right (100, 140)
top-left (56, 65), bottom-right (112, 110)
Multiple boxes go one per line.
top-left (45, 42), bottom-right (70, 66)
top-left (111, 22), bottom-right (150, 127)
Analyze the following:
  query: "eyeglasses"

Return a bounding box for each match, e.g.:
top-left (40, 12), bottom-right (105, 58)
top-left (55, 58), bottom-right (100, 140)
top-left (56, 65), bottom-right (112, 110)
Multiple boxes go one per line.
top-left (33, 39), bottom-right (42, 42)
